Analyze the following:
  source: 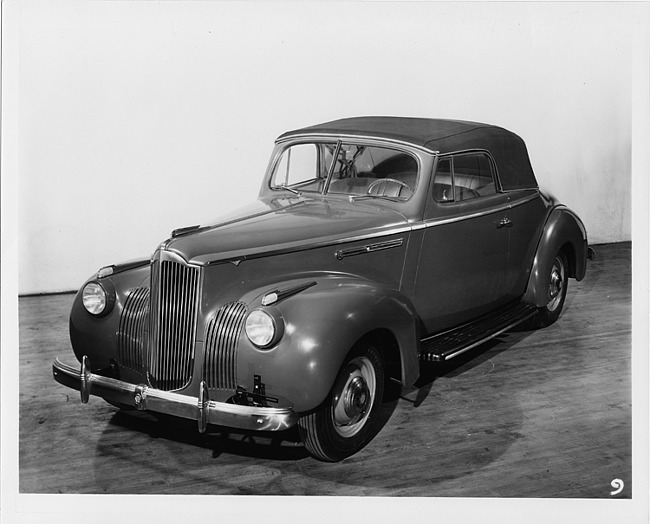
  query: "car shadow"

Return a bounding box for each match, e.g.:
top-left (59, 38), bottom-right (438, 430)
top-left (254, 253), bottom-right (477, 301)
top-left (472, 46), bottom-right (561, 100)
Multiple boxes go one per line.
top-left (107, 409), bottom-right (310, 461)
top-left (402, 328), bottom-right (535, 409)
top-left (366, 327), bottom-right (535, 452)
top-left (103, 328), bottom-right (534, 464)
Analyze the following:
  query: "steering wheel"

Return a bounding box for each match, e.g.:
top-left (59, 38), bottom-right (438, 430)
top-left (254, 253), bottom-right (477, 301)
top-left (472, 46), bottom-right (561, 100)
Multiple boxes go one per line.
top-left (367, 178), bottom-right (412, 196)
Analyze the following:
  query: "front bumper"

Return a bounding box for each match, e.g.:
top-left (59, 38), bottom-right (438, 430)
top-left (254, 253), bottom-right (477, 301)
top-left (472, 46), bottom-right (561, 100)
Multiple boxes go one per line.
top-left (52, 356), bottom-right (298, 432)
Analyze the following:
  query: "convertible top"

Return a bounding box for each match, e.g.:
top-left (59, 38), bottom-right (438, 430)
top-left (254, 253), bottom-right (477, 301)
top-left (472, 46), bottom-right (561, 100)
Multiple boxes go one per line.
top-left (278, 116), bottom-right (538, 191)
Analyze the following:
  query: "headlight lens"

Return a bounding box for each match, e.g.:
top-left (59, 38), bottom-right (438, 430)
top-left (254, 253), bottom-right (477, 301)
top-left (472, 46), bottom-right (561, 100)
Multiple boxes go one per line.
top-left (245, 309), bottom-right (276, 348)
top-left (82, 282), bottom-right (107, 315)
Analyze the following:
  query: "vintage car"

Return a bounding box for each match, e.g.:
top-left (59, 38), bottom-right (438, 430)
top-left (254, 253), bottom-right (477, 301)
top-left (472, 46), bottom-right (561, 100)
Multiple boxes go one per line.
top-left (53, 117), bottom-right (590, 461)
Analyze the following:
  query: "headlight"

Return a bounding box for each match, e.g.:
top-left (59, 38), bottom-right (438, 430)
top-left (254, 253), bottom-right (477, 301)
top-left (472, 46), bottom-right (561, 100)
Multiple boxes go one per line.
top-left (245, 309), bottom-right (283, 349)
top-left (82, 281), bottom-right (114, 316)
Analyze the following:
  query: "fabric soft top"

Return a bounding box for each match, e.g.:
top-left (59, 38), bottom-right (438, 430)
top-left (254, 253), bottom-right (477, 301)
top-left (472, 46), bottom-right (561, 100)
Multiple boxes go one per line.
top-left (278, 116), bottom-right (538, 191)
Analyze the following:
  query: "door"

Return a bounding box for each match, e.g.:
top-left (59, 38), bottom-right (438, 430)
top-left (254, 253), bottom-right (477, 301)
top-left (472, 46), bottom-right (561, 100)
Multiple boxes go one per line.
top-left (413, 153), bottom-right (512, 334)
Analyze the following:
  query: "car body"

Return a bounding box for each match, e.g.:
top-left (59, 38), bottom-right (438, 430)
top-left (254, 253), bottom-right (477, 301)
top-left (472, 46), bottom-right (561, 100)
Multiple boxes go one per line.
top-left (53, 117), bottom-right (590, 461)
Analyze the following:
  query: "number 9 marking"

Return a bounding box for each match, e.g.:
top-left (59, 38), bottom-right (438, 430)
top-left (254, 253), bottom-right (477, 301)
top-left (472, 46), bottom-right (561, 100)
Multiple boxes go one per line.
top-left (610, 479), bottom-right (624, 496)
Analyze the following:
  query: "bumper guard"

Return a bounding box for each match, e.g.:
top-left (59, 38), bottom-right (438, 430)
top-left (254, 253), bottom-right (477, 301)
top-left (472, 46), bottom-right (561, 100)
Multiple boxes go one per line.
top-left (52, 355), bottom-right (298, 433)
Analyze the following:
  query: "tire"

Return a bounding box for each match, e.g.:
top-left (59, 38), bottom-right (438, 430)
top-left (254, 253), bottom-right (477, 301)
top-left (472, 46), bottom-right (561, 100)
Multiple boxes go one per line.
top-left (531, 251), bottom-right (569, 328)
top-left (298, 341), bottom-right (384, 462)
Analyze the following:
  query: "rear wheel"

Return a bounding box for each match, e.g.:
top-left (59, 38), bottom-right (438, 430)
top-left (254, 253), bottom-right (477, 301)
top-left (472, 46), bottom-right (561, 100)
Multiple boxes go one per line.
top-left (298, 341), bottom-right (384, 462)
top-left (532, 251), bottom-right (568, 328)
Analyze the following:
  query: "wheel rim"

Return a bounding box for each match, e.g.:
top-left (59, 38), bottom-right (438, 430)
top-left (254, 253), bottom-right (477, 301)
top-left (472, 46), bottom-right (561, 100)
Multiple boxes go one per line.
top-left (547, 255), bottom-right (566, 312)
top-left (331, 356), bottom-right (376, 438)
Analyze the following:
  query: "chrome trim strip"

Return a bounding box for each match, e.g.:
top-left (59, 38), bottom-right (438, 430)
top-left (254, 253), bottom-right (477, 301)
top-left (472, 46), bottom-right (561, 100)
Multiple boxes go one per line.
top-left (335, 238), bottom-right (404, 260)
top-left (52, 357), bottom-right (298, 432)
top-left (416, 192), bottom-right (540, 230)
top-left (262, 281), bottom-right (317, 306)
top-left (200, 226), bottom-right (414, 266)
top-left (414, 204), bottom-right (511, 230)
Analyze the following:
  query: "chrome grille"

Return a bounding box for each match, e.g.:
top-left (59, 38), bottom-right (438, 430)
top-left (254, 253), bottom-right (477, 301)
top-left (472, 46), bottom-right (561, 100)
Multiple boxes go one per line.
top-left (117, 287), bottom-right (150, 373)
top-left (203, 301), bottom-right (247, 390)
top-left (148, 258), bottom-right (201, 391)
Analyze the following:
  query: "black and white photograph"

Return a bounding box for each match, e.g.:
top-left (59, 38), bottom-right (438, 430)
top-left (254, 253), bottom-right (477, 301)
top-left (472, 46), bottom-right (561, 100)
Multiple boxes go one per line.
top-left (2, 1), bottom-right (648, 523)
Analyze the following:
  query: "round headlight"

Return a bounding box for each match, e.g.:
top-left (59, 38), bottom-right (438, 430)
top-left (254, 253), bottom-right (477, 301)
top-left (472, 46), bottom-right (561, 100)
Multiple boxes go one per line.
top-left (245, 309), bottom-right (277, 348)
top-left (82, 282), bottom-right (107, 315)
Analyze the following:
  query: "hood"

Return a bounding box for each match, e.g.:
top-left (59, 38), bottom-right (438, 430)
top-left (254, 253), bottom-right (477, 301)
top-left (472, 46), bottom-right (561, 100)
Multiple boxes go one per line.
top-left (163, 196), bottom-right (410, 265)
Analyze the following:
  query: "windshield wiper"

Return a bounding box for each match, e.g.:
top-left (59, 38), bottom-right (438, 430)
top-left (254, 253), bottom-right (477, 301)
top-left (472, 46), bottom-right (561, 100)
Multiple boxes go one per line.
top-left (276, 185), bottom-right (302, 196)
top-left (351, 194), bottom-right (403, 202)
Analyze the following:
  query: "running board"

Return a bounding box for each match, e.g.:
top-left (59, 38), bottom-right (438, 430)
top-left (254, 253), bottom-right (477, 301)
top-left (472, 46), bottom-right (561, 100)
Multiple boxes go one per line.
top-left (419, 302), bottom-right (538, 362)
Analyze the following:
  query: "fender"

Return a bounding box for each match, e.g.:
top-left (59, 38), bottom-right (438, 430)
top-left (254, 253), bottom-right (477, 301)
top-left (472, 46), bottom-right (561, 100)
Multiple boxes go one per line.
top-left (523, 205), bottom-right (588, 307)
top-left (69, 263), bottom-right (151, 369)
top-left (236, 273), bottom-right (420, 413)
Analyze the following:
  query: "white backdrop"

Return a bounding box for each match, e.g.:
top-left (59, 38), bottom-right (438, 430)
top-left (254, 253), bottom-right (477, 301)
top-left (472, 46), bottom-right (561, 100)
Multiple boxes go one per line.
top-left (13, 1), bottom-right (641, 294)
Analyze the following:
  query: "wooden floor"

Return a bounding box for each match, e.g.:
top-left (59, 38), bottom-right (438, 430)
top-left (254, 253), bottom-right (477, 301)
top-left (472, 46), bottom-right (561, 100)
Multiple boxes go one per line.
top-left (18, 243), bottom-right (632, 498)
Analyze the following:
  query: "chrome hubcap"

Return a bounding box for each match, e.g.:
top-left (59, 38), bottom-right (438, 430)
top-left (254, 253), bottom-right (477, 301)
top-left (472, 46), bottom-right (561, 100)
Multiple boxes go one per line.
top-left (332, 356), bottom-right (376, 438)
top-left (547, 256), bottom-right (565, 311)
top-left (342, 376), bottom-right (370, 419)
top-left (549, 268), bottom-right (562, 299)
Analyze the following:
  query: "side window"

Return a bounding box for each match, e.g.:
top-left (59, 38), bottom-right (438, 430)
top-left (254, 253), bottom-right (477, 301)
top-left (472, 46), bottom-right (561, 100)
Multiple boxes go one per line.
top-left (432, 157), bottom-right (453, 202)
top-left (271, 144), bottom-right (321, 188)
top-left (452, 153), bottom-right (496, 201)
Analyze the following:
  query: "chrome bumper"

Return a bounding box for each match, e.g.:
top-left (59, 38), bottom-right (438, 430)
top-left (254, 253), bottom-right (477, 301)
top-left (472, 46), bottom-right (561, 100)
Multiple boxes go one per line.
top-left (52, 356), bottom-right (298, 432)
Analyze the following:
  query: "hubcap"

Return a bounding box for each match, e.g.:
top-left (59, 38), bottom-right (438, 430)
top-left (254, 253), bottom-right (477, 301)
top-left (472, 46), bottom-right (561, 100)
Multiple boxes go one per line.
top-left (343, 376), bottom-right (370, 419)
top-left (547, 256), bottom-right (565, 311)
top-left (549, 268), bottom-right (562, 299)
top-left (331, 356), bottom-right (376, 438)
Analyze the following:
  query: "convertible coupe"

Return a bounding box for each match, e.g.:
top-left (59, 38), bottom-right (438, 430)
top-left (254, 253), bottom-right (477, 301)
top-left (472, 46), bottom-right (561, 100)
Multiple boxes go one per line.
top-left (53, 117), bottom-right (590, 461)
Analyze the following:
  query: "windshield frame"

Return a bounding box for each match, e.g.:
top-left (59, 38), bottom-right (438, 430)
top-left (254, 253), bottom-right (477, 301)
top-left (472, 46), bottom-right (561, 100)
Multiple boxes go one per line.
top-left (268, 138), bottom-right (421, 202)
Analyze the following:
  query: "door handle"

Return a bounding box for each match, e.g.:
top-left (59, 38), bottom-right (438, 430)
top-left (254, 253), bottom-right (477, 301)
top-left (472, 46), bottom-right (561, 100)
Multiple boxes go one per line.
top-left (497, 217), bottom-right (513, 229)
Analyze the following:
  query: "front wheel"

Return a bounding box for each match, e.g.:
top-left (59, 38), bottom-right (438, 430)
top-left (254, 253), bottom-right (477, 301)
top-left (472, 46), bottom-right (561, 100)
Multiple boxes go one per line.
top-left (298, 342), bottom-right (384, 462)
top-left (531, 251), bottom-right (569, 328)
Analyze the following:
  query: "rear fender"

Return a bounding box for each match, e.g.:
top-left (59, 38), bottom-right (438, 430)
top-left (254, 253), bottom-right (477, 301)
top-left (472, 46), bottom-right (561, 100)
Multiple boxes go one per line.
top-left (523, 206), bottom-right (588, 307)
top-left (237, 274), bottom-right (420, 413)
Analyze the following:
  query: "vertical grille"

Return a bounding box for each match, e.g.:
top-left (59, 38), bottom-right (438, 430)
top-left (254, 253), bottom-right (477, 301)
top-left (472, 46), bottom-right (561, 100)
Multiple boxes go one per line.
top-left (148, 258), bottom-right (201, 391)
top-left (203, 302), bottom-right (247, 390)
top-left (117, 287), bottom-right (150, 373)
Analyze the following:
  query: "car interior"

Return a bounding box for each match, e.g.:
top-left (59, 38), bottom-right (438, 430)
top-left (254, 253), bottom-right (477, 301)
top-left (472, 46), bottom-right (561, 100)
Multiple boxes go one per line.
top-left (328, 151), bottom-right (418, 199)
top-left (433, 153), bottom-right (496, 202)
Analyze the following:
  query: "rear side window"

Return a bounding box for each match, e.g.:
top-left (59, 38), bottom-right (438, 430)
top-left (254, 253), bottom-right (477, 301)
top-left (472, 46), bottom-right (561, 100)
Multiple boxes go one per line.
top-left (433, 152), bottom-right (497, 202)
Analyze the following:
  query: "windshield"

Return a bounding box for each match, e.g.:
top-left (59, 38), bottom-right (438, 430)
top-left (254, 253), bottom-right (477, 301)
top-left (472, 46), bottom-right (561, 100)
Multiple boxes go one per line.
top-left (270, 142), bottom-right (418, 201)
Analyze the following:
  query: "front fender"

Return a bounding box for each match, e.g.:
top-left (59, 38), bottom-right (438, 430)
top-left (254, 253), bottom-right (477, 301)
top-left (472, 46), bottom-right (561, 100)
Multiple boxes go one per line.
top-left (523, 205), bottom-right (588, 307)
top-left (69, 263), bottom-right (151, 369)
top-left (236, 274), bottom-right (420, 413)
